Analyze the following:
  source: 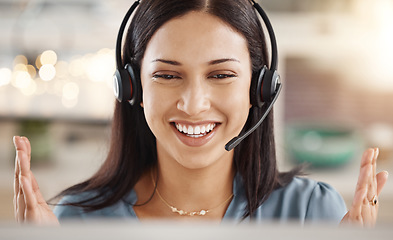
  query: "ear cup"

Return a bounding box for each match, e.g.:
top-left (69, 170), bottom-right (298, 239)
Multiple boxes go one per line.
top-left (125, 64), bottom-right (140, 106)
top-left (113, 64), bottom-right (140, 105)
top-left (250, 66), bottom-right (280, 108)
top-left (113, 68), bottom-right (131, 102)
top-left (261, 68), bottom-right (280, 103)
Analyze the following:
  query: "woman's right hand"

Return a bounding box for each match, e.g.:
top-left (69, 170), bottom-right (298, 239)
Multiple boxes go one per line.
top-left (13, 136), bottom-right (59, 225)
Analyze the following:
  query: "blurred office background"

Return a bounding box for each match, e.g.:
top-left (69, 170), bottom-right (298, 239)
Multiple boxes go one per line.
top-left (0, 0), bottom-right (392, 222)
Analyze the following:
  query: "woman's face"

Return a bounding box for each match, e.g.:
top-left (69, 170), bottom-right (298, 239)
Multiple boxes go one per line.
top-left (140, 11), bottom-right (252, 169)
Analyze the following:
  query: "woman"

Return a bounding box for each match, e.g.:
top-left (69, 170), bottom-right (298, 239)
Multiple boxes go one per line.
top-left (13, 0), bottom-right (388, 225)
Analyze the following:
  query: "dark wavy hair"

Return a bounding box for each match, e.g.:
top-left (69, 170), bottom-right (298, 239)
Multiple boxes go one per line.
top-left (54, 0), bottom-right (299, 218)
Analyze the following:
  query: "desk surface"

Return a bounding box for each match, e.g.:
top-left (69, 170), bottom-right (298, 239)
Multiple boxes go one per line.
top-left (1, 221), bottom-right (393, 240)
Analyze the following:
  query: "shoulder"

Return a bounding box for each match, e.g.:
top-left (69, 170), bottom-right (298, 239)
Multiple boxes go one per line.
top-left (53, 190), bottom-right (138, 221)
top-left (255, 177), bottom-right (347, 223)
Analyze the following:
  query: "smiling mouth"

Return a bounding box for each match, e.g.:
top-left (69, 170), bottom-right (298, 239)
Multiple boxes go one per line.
top-left (174, 122), bottom-right (217, 138)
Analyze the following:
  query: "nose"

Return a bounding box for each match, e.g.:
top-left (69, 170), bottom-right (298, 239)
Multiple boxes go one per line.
top-left (177, 78), bottom-right (210, 116)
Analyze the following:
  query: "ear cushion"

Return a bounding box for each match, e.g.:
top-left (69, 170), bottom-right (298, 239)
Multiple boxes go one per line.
top-left (262, 69), bottom-right (280, 103)
top-left (113, 64), bottom-right (140, 105)
top-left (250, 66), bottom-right (267, 108)
top-left (250, 66), bottom-right (280, 107)
top-left (125, 64), bottom-right (140, 106)
top-left (113, 68), bottom-right (131, 102)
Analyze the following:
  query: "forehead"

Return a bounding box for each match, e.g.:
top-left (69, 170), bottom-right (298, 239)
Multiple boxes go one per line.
top-left (142, 11), bottom-right (250, 64)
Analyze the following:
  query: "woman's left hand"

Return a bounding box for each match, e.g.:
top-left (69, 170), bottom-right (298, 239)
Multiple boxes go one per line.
top-left (340, 148), bottom-right (389, 227)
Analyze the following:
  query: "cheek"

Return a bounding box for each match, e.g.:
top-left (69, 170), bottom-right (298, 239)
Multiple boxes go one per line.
top-left (141, 84), bottom-right (177, 128)
top-left (216, 81), bottom-right (251, 125)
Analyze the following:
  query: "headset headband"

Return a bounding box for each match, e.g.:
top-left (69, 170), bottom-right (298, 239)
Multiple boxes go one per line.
top-left (115, 0), bottom-right (278, 72)
top-left (115, 0), bottom-right (140, 70)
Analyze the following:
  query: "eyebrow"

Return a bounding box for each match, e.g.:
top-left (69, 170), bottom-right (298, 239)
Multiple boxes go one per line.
top-left (208, 58), bottom-right (240, 65)
top-left (151, 58), bottom-right (240, 66)
top-left (151, 59), bottom-right (181, 65)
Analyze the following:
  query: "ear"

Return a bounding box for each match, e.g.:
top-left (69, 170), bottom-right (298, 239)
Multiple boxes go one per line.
top-left (140, 102), bottom-right (144, 108)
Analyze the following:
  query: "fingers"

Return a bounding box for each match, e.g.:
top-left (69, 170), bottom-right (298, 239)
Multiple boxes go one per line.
top-left (13, 136), bottom-right (33, 223)
top-left (14, 136), bottom-right (27, 222)
top-left (17, 185), bottom-right (25, 222)
top-left (21, 175), bottom-right (38, 213)
top-left (355, 149), bottom-right (374, 196)
top-left (13, 136), bottom-right (25, 197)
top-left (349, 187), bottom-right (367, 224)
top-left (348, 149), bottom-right (375, 223)
top-left (18, 137), bottom-right (32, 181)
top-left (372, 148), bottom-right (378, 183)
top-left (342, 147), bottom-right (389, 227)
top-left (31, 173), bottom-right (46, 205)
top-left (13, 137), bottom-right (20, 218)
top-left (376, 171), bottom-right (389, 196)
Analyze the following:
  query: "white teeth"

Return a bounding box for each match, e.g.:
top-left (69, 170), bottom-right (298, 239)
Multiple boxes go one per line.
top-left (201, 125), bottom-right (206, 134)
top-left (194, 126), bottom-right (200, 134)
top-left (175, 123), bottom-right (216, 137)
top-left (187, 126), bottom-right (193, 135)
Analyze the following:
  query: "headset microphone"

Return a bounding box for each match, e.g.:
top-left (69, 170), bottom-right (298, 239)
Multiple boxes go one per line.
top-left (224, 0), bottom-right (282, 151)
top-left (225, 82), bottom-right (281, 151)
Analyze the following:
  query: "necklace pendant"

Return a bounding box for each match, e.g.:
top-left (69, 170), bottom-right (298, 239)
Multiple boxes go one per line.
top-left (170, 206), bottom-right (208, 216)
top-left (199, 210), bottom-right (207, 216)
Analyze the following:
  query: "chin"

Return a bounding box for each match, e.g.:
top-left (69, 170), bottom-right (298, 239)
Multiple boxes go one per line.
top-left (173, 148), bottom-right (232, 170)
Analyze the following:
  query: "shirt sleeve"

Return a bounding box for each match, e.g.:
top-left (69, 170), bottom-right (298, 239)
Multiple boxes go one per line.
top-left (304, 181), bottom-right (347, 223)
top-left (53, 195), bottom-right (86, 221)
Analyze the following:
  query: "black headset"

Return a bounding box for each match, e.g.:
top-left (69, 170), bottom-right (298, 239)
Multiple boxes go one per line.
top-left (113, 0), bottom-right (282, 151)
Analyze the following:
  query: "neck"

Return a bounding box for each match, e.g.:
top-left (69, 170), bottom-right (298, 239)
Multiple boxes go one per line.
top-left (154, 144), bottom-right (236, 218)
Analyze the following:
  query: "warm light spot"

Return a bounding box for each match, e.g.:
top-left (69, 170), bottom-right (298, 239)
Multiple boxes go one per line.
top-left (0, 68), bottom-right (12, 86)
top-left (35, 54), bottom-right (42, 69)
top-left (69, 58), bottom-right (85, 77)
top-left (13, 71), bottom-right (32, 89)
top-left (55, 61), bottom-right (69, 77)
top-left (20, 80), bottom-right (37, 96)
top-left (62, 82), bottom-right (79, 100)
top-left (13, 55), bottom-right (28, 66)
top-left (14, 63), bottom-right (27, 72)
top-left (41, 50), bottom-right (58, 65)
top-left (86, 50), bottom-right (116, 82)
top-left (39, 64), bottom-right (56, 81)
top-left (34, 80), bottom-right (47, 95)
top-left (26, 65), bottom-right (37, 78)
top-left (62, 96), bottom-right (78, 108)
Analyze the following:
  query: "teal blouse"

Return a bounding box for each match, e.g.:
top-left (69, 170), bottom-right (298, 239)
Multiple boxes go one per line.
top-left (53, 176), bottom-right (347, 224)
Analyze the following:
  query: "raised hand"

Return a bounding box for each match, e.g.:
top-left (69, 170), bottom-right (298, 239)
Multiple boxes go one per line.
top-left (13, 136), bottom-right (59, 225)
top-left (341, 148), bottom-right (389, 227)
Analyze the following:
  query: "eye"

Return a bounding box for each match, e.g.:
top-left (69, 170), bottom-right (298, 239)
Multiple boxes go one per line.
top-left (209, 73), bottom-right (237, 79)
top-left (152, 74), bottom-right (180, 80)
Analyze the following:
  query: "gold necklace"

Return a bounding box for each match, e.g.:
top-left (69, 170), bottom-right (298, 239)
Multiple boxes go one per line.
top-left (150, 170), bottom-right (234, 216)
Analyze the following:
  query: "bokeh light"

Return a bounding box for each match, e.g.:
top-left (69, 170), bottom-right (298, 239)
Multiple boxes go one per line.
top-left (3, 47), bottom-right (116, 109)
top-left (12, 71), bottom-right (32, 89)
top-left (35, 54), bottom-right (43, 69)
top-left (69, 58), bottom-right (85, 77)
top-left (40, 50), bottom-right (58, 65)
top-left (20, 80), bottom-right (37, 96)
top-left (26, 65), bottom-right (37, 78)
top-left (55, 61), bottom-right (69, 77)
top-left (62, 82), bottom-right (79, 100)
top-left (0, 68), bottom-right (12, 87)
top-left (86, 49), bottom-right (116, 82)
top-left (39, 64), bottom-right (56, 81)
top-left (13, 55), bottom-right (28, 66)
top-left (62, 97), bottom-right (78, 109)
top-left (14, 63), bottom-right (27, 72)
